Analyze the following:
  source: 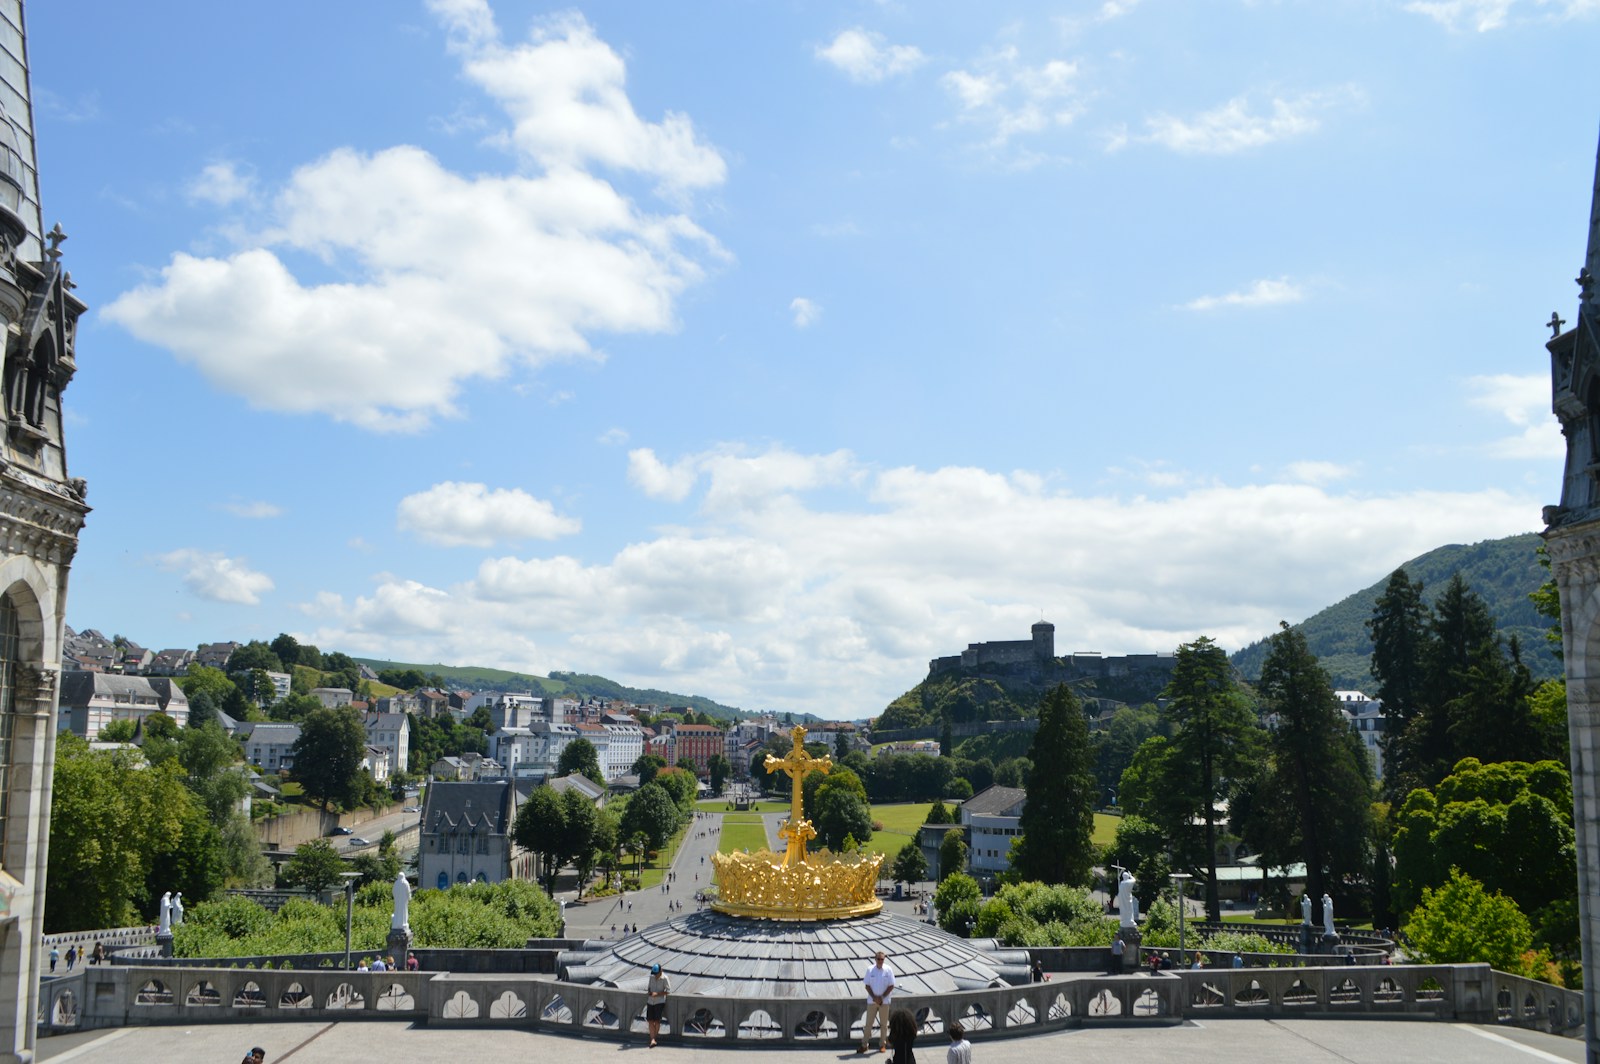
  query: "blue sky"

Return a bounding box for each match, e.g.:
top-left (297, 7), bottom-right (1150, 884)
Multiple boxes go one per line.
top-left (23, 0), bottom-right (1600, 719)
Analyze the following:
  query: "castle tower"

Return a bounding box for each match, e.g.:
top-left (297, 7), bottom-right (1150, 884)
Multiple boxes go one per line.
top-left (1031, 620), bottom-right (1055, 661)
top-left (1542, 129), bottom-right (1600, 1064)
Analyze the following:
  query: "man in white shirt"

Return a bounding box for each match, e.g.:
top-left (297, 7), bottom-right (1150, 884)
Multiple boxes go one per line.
top-left (861, 951), bottom-right (895, 1053)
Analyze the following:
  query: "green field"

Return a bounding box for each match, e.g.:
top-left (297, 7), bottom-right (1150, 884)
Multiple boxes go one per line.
top-left (1093, 813), bottom-right (1117, 847)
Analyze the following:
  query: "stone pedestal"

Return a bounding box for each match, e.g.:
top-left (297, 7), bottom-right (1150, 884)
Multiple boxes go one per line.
top-left (387, 927), bottom-right (412, 965)
top-left (1319, 932), bottom-right (1342, 955)
top-left (155, 932), bottom-right (173, 960)
top-left (1115, 927), bottom-right (1141, 972)
top-left (1299, 922), bottom-right (1313, 955)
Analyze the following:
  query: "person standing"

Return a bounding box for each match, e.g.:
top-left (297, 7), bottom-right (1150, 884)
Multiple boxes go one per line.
top-left (888, 1007), bottom-right (917, 1064)
top-left (646, 963), bottom-right (670, 1048)
top-left (946, 1022), bottom-right (971, 1064)
top-left (861, 950), bottom-right (896, 1053)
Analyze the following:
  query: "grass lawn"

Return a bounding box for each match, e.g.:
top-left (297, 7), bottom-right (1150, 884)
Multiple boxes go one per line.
top-left (1092, 813), bottom-right (1118, 848)
top-left (633, 821), bottom-right (691, 890)
top-left (718, 816), bottom-right (771, 855)
top-left (858, 802), bottom-right (932, 861)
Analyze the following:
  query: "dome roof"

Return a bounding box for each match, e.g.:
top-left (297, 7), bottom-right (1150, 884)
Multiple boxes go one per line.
top-left (559, 910), bottom-right (1029, 999)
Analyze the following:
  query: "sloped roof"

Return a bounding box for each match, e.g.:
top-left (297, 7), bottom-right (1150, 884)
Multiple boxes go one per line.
top-left (423, 780), bottom-right (516, 834)
top-left (961, 784), bottom-right (1027, 818)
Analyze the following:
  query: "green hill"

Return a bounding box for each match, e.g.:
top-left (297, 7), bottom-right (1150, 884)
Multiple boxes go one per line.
top-left (351, 659), bottom-right (745, 722)
top-left (1229, 532), bottom-right (1557, 690)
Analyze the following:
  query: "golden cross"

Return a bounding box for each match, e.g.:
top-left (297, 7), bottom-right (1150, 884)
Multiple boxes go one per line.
top-left (765, 725), bottom-right (831, 865)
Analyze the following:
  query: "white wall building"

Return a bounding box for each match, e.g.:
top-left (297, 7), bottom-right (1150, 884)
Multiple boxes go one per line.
top-left (961, 785), bottom-right (1027, 880)
top-left (362, 710), bottom-right (410, 777)
top-left (602, 713), bottom-right (644, 780)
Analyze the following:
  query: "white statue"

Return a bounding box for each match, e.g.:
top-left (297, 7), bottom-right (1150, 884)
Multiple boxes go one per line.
top-left (1116, 870), bottom-right (1139, 929)
top-left (172, 892), bottom-right (184, 925)
top-left (1300, 892), bottom-right (1312, 924)
top-left (1322, 893), bottom-right (1335, 938)
top-left (392, 872), bottom-right (412, 932)
top-left (157, 892), bottom-right (172, 934)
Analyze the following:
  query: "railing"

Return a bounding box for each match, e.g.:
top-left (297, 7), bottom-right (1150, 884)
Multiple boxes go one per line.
top-left (36, 962), bottom-right (1582, 1044)
top-left (43, 925), bottom-right (157, 951)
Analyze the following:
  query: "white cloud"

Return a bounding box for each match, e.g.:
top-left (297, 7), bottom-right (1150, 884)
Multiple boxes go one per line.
top-left (790, 297), bottom-right (821, 328)
top-left (1284, 461), bottom-right (1356, 486)
top-left (1465, 373), bottom-right (1563, 459)
top-left (628, 447), bottom-right (700, 502)
top-left (940, 48), bottom-right (1083, 161)
top-left (104, 8), bottom-right (726, 433)
top-left (1404, 0), bottom-right (1598, 31)
top-left (598, 427), bottom-right (630, 446)
top-left (396, 481), bottom-right (581, 548)
top-left (303, 445), bottom-right (1540, 717)
top-left (219, 500), bottom-right (282, 519)
top-left (1183, 278), bottom-right (1305, 311)
top-left (187, 162), bottom-right (256, 207)
top-left (1127, 89), bottom-right (1356, 155)
top-left (157, 549), bottom-right (274, 605)
top-left (815, 28), bottom-right (926, 84)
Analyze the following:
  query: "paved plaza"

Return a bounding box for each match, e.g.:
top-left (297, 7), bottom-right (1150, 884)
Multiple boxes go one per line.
top-left (33, 1018), bottom-right (1586, 1064)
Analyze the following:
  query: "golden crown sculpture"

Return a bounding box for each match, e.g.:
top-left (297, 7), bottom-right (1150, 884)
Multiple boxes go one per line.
top-left (710, 725), bottom-right (884, 920)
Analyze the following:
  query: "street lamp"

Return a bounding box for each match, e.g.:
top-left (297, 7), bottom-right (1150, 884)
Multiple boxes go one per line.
top-left (340, 871), bottom-right (362, 971)
top-left (1169, 872), bottom-right (1193, 965)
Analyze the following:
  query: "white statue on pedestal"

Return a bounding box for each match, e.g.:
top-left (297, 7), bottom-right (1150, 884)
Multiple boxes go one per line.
top-left (392, 872), bottom-right (412, 932)
top-left (1116, 870), bottom-right (1139, 928)
top-left (1322, 893), bottom-right (1335, 938)
top-left (172, 892), bottom-right (184, 925)
top-left (157, 892), bottom-right (172, 934)
top-left (1300, 892), bottom-right (1312, 924)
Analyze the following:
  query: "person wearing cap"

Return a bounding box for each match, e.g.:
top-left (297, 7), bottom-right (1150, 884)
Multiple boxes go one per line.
top-left (646, 963), bottom-right (670, 1047)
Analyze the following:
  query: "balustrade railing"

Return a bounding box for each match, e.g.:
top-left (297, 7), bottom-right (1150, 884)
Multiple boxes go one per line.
top-left (36, 961), bottom-right (1582, 1044)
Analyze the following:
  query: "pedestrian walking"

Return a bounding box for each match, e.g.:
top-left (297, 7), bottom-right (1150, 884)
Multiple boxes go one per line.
top-left (946, 1023), bottom-right (971, 1064)
top-left (860, 950), bottom-right (896, 1053)
top-left (888, 1007), bottom-right (917, 1064)
top-left (64, 945), bottom-right (76, 971)
top-left (47, 946), bottom-right (57, 973)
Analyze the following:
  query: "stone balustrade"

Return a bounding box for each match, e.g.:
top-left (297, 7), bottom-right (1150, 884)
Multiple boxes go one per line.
top-left (36, 962), bottom-right (1582, 1044)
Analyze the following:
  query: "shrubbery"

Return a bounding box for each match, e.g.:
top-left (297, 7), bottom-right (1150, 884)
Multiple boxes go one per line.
top-left (174, 879), bottom-right (562, 958)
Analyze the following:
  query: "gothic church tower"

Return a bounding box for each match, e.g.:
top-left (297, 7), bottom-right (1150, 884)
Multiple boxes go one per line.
top-left (1544, 130), bottom-right (1600, 1064)
top-left (0, 3), bottom-right (90, 1061)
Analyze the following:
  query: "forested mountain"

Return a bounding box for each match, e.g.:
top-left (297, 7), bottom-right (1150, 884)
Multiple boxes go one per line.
top-left (352, 658), bottom-right (746, 721)
top-left (1229, 532), bottom-right (1555, 690)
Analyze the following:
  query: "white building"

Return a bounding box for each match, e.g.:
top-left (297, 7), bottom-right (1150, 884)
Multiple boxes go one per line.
top-left (363, 744), bottom-right (391, 782)
top-left (58, 673), bottom-right (190, 741)
top-left (602, 713), bottom-right (644, 780)
top-left (362, 710), bottom-right (410, 777)
top-left (961, 785), bottom-right (1027, 881)
top-left (237, 722), bottom-right (301, 773)
top-left (310, 686), bottom-right (353, 708)
top-left (1335, 690), bottom-right (1387, 779)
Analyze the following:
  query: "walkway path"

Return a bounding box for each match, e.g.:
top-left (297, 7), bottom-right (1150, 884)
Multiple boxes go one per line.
top-left (560, 812), bottom-right (723, 941)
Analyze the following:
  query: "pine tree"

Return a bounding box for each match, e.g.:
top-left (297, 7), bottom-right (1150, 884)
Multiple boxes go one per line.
top-left (1162, 636), bottom-right (1264, 922)
top-left (1367, 569), bottom-right (1428, 800)
top-left (1014, 685), bottom-right (1096, 885)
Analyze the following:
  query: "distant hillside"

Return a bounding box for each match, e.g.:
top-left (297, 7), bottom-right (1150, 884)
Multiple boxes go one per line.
top-left (877, 658), bottom-right (1175, 732)
top-left (1229, 532), bottom-right (1557, 691)
top-left (351, 659), bottom-right (746, 721)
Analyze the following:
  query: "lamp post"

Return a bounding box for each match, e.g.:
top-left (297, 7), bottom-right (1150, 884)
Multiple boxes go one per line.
top-left (340, 871), bottom-right (362, 971)
top-left (1169, 872), bottom-right (1193, 965)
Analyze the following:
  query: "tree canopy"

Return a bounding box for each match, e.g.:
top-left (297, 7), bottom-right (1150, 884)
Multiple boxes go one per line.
top-left (291, 707), bottom-right (368, 810)
top-left (1013, 685), bottom-right (1095, 885)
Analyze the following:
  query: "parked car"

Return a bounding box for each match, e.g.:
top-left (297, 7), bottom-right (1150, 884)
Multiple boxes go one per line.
top-left (328, 826), bottom-right (353, 836)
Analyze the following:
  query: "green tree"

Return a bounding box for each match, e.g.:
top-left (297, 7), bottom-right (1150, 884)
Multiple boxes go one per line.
top-left (98, 719), bottom-right (136, 743)
top-left (939, 829), bottom-right (968, 881)
top-left (925, 800), bottom-right (952, 825)
top-left (557, 737), bottom-right (605, 786)
top-left (1013, 685), bottom-right (1095, 885)
top-left (512, 786), bottom-right (569, 895)
top-left (620, 782), bottom-right (680, 851)
top-left (1090, 703), bottom-right (1163, 806)
top-left (561, 788), bottom-right (601, 896)
top-left (934, 871), bottom-right (981, 935)
top-left (186, 688), bottom-right (221, 730)
top-left (837, 731), bottom-right (853, 760)
top-left (1403, 869), bottom-right (1533, 972)
top-left (270, 633), bottom-right (302, 670)
top-left (655, 767), bottom-right (698, 812)
top-left (46, 736), bottom-right (198, 930)
top-left (1367, 568), bottom-right (1429, 801)
top-left (633, 753), bottom-right (666, 787)
top-left (1246, 623), bottom-right (1373, 919)
top-left (291, 707), bottom-right (368, 810)
top-left (892, 840), bottom-right (928, 883)
top-left (229, 640), bottom-right (284, 676)
top-left (270, 693), bottom-right (324, 723)
top-left (814, 787), bottom-right (873, 850)
top-left (707, 754), bottom-right (731, 796)
top-left (179, 665), bottom-right (238, 706)
top-left (1104, 814), bottom-right (1173, 914)
top-left (1162, 636), bottom-right (1263, 921)
top-left (283, 838), bottom-right (349, 895)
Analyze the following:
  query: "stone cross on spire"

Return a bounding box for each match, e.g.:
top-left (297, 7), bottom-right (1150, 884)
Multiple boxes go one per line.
top-left (1551, 311), bottom-right (1567, 338)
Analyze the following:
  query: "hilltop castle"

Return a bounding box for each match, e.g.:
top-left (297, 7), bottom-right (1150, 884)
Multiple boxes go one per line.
top-left (927, 621), bottom-right (1176, 683)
